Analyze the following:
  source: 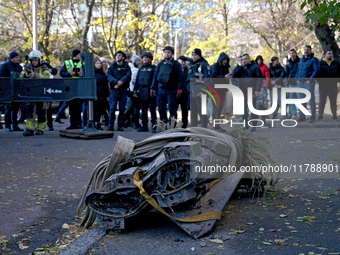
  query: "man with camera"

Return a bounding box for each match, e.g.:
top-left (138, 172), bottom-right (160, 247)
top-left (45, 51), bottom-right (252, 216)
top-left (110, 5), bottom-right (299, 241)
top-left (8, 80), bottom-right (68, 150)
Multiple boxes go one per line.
top-left (60, 49), bottom-right (85, 129)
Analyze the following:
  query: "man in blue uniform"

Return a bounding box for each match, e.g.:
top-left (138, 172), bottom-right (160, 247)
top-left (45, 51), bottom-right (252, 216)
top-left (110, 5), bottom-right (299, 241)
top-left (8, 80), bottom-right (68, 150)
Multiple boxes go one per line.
top-left (133, 52), bottom-right (156, 132)
top-left (151, 46), bottom-right (184, 129)
top-left (107, 50), bottom-right (131, 131)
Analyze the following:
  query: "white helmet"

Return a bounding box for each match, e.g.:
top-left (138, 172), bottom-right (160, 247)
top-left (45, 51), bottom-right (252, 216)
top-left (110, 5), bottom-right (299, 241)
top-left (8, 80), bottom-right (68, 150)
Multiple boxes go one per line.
top-left (28, 50), bottom-right (42, 63)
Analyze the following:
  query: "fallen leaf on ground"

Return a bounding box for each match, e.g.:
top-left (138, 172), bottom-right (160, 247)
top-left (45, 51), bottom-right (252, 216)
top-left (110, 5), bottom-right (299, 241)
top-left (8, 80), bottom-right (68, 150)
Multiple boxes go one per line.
top-left (210, 239), bottom-right (223, 244)
top-left (229, 229), bottom-right (245, 234)
top-left (296, 216), bottom-right (316, 221)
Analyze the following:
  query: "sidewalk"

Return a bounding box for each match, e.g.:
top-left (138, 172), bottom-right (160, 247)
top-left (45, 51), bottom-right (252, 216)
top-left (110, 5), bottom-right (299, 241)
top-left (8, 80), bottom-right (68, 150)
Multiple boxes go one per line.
top-left (0, 120), bottom-right (339, 255)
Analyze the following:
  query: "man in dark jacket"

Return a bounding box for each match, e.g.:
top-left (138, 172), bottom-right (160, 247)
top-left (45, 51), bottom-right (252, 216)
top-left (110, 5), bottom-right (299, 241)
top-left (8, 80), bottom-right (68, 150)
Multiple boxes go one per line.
top-left (178, 55), bottom-right (189, 128)
top-left (295, 45), bottom-right (320, 122)
top-left (187, 48), bottom-right (212, 128)
top-left (231, 54), bottom-right (262, 131)
top-left (0, 51), bottom-right (23, 132)
top-left (107, 50), bottom-right (131, 131)
top-left (133, 52), bottom-right (156, 132)
top-left (285, 49), bottom-right (300, 119)
top-left (151, 46), bottom-right (184, 128)
top-left (269, 56), bottom-right (286, 118)
top-left (211, 52), bottom-right (230, 126)
top-left (317, 50), bottom-right (339, 121)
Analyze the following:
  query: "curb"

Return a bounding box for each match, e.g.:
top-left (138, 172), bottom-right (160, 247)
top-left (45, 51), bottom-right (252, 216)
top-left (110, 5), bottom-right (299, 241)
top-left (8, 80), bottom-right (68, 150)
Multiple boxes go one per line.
top-left (58, 227), bottom-right (106, 255)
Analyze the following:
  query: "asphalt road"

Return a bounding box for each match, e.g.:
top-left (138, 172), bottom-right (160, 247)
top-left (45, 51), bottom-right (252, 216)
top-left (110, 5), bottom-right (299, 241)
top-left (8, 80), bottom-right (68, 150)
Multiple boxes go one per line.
top-left (0, 120), bottom-right (340, 255)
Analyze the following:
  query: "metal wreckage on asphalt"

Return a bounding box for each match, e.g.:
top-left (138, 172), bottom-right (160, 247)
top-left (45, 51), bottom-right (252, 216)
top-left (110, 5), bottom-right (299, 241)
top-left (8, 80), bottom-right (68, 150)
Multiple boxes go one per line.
top-left (78, 127), bottom-right (277, 239)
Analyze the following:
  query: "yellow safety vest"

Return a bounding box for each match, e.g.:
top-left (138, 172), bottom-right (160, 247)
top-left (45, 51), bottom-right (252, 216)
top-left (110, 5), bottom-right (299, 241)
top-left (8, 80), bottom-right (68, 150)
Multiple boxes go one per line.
top-left (65, 59), bottom-right (84, 78)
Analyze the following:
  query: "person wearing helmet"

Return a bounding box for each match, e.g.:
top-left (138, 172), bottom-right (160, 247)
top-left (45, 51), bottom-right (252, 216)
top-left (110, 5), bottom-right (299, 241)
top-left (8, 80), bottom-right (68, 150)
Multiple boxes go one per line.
top-left (106, 50), bottom-right (131, 131)
top-left (151, 46), bottom-right (184, 129)
top-left (20, 50), bottom-right (58, 136)
top-left (133, 52), bottom-right (157, 132)
top-left (60, 49), bottom-right (85, 129)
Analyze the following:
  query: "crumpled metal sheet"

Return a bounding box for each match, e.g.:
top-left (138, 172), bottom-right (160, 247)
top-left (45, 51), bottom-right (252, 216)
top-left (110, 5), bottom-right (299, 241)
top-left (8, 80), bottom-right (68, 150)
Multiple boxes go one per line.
top-left (85, 133), bottom-right (244, 238)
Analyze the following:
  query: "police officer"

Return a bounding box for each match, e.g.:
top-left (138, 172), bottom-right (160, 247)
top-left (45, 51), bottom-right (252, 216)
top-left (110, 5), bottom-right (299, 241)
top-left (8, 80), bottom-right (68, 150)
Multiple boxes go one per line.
top-left (151, 46), bottom-right (184, 129)
top-left (20, 50), bottom-right (58, 136)
top-left (178, 56), bottom-right (189, 128)
top-left (60, 49), bottom-right (85, 129)
top-left (187, 48), bottom-right (212, 128)
top-left (133, 52), bottom-right (156, 132)
top-left (107, 50), bottom-right (131, 131)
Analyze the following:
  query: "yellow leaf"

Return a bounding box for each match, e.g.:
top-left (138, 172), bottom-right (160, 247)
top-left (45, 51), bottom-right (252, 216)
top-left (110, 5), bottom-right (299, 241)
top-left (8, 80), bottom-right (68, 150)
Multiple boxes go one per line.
top-left (210, 239), bottom-right (223, 244)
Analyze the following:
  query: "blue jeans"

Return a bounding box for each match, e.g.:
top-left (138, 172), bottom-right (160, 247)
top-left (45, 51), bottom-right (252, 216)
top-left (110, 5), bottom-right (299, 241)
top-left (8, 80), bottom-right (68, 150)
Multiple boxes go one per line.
top-left (269, 88), bottom-right (282, 116)
top-left (289, 84), bottom-right (299, 116)
top-left (297, 82), bottom-right (315, 118)
top-left (82, 101), bottom-right (88, 126)
top-left (4, 103), bottom-right (20, 129)
top-left (157, 88), bottom-right (177, 123)
top-left (109, 89), bottom-right (127, 128)
top-left (56, 102), bottom-right (69, 120)
top-left (149, 96), bottom-right (157, 126)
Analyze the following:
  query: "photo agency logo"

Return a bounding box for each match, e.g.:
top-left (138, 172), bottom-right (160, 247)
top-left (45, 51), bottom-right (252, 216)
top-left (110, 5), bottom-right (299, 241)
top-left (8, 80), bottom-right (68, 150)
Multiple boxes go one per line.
top-left (193, 77), bottom-right (312, 128)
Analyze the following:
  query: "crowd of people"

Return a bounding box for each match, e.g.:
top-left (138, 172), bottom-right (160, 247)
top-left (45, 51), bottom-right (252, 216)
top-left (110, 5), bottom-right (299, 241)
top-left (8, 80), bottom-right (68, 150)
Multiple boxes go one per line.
top-left (0, 44), bottom-right (339, 135)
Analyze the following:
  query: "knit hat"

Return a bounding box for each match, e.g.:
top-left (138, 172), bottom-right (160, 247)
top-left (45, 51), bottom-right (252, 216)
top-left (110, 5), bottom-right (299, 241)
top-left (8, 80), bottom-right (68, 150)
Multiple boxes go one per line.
top-left (132, 55), bottom-right (141, 64)
top-left (72, 49), bottom-right (81, 58)
top-left (178, 56), bottom-right (187, 61)
top-left (9, 51), bottom-right (19, 59)
top-left (99, 57), bottom-right (107, 62)
top-left (192, 49), bottom-right (202, 58)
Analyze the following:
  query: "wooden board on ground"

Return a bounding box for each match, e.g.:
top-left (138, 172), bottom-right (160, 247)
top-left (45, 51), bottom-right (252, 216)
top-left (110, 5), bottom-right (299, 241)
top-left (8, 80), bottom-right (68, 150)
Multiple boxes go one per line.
top-left (59, 130), bottom-right (114, 139)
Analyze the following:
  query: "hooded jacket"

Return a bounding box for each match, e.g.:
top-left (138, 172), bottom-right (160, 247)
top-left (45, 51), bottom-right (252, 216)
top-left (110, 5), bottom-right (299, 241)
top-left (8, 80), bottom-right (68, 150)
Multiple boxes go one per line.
top-left (295, 53), bottom-right (320, 81)
top-left (212, 52), bottom-right (230, 78)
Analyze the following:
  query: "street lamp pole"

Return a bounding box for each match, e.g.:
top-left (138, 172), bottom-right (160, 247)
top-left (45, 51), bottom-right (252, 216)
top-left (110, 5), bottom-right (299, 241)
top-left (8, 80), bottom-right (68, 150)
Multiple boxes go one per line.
top-left (33, 0), bottom-right (38, 50)
top-left (174, 27), bottom-right (182, 60)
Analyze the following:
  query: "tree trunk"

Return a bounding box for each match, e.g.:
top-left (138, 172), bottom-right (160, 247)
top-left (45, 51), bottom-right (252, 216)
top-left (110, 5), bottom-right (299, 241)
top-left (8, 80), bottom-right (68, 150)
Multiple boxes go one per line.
top-left (314, 22), bottom-right (340, 60)
top-left (81, 0), bottom-right (95, 52)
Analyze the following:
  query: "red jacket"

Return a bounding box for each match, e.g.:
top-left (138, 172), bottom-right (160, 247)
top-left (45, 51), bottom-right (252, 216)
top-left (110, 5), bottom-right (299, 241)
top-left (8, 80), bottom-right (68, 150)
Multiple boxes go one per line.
top-left (259, 63), bottom-right (270, 88)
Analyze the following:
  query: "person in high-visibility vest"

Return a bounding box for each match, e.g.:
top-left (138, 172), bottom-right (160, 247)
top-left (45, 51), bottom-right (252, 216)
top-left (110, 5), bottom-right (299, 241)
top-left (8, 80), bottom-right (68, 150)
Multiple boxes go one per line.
top-left (20, 50), bottom-right (58, 136)
top-left (60, 49), bottom-right (85, 129)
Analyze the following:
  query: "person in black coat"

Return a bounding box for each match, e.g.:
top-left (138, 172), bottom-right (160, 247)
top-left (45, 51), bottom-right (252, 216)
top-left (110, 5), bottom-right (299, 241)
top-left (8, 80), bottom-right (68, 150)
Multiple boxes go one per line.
top-left (211, 52), bottom-right (231, 128)
top-left (106, 50), bottom-right (131, 131)
top-left (177, 55), bottom-right (189, 128)
top-left (269, 56), bottom-right (286, 118)
top-left (0, 51), bottom-right (23, 132)
top-left (231, 54), bottom-right (262, 131)
top-left (317, 50), bottom-right (340, 121)
top-left (133, 52), bottom-right (156, 132)
top-left (285, 49), bottom-right (300, 119)
top-left (186, 49), bottom-right (212, 128)
top-left (212, 52), bottom-right (230, 78)
top-left (94, 58), bottom-right (110, 130)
